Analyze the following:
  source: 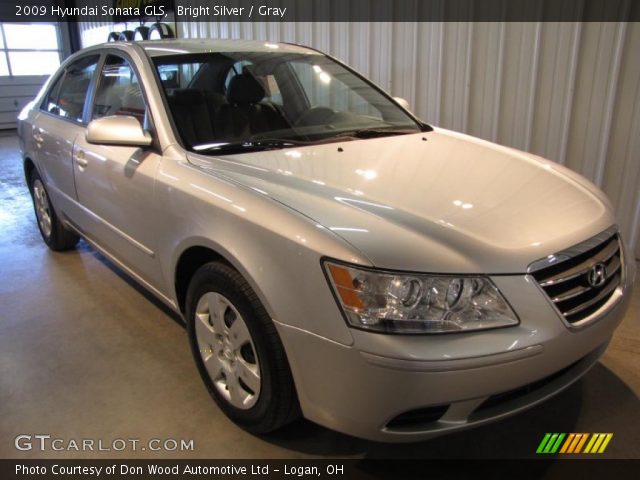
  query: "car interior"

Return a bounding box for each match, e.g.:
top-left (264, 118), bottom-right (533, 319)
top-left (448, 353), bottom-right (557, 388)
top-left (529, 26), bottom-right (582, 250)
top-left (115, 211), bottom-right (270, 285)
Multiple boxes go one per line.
top-left (153, 52), bottom-right (417, 151)
top-left (43, 55), bottom-right (100, 122)
top-left (158, 54), bottom-right (293, 147)
top-left (92, 56), bottom-right (147, 125)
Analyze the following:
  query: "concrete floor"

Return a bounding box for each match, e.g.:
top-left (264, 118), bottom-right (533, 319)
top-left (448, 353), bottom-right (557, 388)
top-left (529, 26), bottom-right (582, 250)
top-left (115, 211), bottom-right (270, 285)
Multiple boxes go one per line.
top-left (1, 131), bottom-right (639, 459)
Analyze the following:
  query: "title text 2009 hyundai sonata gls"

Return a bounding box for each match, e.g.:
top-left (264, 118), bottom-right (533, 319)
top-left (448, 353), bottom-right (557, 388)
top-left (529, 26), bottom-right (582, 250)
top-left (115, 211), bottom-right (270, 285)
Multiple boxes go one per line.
top-left (18, 39), bottom-right (635, 442)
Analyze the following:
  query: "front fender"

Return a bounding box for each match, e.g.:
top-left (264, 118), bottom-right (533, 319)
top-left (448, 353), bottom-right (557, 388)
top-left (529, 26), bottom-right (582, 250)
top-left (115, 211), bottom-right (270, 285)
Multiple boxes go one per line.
top-left (156, 157), bottom-right (366, 346)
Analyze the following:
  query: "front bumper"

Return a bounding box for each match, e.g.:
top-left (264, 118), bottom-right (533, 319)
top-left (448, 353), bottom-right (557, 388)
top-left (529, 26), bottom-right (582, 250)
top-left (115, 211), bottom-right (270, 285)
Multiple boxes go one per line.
top-left (275, 265), bottom-right (634, 442)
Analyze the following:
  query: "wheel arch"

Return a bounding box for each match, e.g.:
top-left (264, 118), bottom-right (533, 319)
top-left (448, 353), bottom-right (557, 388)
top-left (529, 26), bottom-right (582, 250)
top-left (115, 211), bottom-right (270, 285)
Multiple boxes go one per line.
top-left (174, 244), bottom-right (230, 315)
top-left (23, 157), bottom-right (38, 191)
top-left (172, 239), bottom-right (274, 320)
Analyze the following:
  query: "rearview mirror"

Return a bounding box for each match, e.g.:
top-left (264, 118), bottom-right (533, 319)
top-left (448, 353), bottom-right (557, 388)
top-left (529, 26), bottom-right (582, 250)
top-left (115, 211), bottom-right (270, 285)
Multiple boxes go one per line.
top-left (86, 115), bottom-right (152, 147)
top-left (393, 97), bottom-right (411, 112)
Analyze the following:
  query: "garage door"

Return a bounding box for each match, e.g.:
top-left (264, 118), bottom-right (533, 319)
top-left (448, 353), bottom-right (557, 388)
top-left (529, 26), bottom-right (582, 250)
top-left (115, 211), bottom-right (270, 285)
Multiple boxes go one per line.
top-left (0, 23), bottom-right (62, 129)
top-left (0, 76), bottom-right (49, 129)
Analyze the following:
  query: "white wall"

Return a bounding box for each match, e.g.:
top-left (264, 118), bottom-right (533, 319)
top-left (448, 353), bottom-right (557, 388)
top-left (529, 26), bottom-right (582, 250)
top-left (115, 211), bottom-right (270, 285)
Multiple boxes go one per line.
top-left (177, 21), bottom-right (640, 255)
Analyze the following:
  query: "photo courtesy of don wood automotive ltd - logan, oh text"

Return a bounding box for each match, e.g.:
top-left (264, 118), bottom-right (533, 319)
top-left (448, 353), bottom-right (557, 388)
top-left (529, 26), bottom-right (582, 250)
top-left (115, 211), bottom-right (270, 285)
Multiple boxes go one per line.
top-left (0, 0), bottom-right (639, 479)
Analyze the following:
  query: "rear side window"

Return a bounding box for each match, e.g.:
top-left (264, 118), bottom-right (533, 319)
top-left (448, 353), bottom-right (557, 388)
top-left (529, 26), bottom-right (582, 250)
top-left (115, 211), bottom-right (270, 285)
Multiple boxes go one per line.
top-left (43, 55), bottom-right (99, 122)
top-left (92, 55), bottom-right (146, 124)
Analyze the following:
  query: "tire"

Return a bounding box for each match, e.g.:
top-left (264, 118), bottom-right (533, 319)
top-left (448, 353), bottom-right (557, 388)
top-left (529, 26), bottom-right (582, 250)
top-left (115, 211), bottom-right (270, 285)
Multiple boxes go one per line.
top-left (148, 22), bottom-right (173, 40)
top-left (118, 30), bottom-right (135, 41)
top-left (107, 32), bottom-right (120, 42)
top-left (186, 261), bottom-right (300, 434)
top-left (29, 170), bottom-right (79, 251)
top-left (133, 26), bottom-right (150, 41)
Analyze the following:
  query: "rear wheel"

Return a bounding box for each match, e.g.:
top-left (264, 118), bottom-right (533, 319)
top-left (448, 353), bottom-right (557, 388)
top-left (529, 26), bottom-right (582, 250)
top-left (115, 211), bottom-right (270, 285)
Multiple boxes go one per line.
top-left (186, 261), bottom-right (300, 433)
top-left (30, 171), bottom-right (79, 251)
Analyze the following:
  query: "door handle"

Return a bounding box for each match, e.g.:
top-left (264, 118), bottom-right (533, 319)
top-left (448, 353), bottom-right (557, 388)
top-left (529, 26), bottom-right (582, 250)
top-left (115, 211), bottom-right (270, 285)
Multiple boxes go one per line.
top-left (75, 150), bottom-right (88, 169)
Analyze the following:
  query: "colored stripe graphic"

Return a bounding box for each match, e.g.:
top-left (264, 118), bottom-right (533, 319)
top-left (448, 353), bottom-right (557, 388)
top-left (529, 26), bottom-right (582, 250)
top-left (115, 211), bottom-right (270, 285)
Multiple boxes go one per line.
top-left (584, 434), bottom-right (598, 453)
top-left (536, 433), bottom-right (565, 454)
top-left (559, 433), bottom-right (575, 453)
top-left (574, 433), bottom-right (589, 453)
top-left (591, 434), bottom-right (606, 453)
top-left (550, 433), bottom-right (565, 453)
top-left (568, 433), bottom-right (583, 453)
top-left (584, 433), bottom-right (614, 454)
top-left (597, 433), bottom-right (613, 453)
top-left (543, 433), bottom-right (559, 453)
top-left (536, 433), bottom-right (552, 453)
top-left (538, 433), bottom-right (613, 454)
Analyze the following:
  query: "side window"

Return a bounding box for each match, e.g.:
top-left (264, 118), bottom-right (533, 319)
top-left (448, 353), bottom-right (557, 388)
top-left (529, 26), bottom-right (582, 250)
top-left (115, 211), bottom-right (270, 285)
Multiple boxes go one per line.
top-left (92, 55), bottom-right (146, 125)
top-left (43, 73), bottom-right (65, 115)
top-left (43, 55), bottom-right (99, 122)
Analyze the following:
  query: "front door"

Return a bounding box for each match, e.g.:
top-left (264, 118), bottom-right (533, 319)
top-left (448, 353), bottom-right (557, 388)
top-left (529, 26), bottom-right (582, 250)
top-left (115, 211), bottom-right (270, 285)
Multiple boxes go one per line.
top-left (73, 54), bottom-right (164, 291)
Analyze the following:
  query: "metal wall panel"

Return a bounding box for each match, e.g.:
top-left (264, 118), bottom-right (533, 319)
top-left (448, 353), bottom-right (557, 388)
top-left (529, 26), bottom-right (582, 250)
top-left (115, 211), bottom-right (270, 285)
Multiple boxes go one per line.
top-left (0, 76), bottom-right (47, 129)
top-left (77, 19), bottom-right (640, 254)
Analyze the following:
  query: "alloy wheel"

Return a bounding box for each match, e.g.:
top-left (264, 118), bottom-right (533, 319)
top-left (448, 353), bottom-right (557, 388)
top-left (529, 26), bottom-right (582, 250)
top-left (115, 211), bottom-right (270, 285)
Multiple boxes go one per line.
top-left (32, 179), bottom-right (52, 239)
top-left (194, 292), bottom-right (261, 410)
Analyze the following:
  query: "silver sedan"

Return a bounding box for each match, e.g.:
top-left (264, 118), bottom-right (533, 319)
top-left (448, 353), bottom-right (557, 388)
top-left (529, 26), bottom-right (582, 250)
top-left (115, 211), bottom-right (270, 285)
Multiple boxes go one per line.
top-left (18, 39), bottom-right (636, 442)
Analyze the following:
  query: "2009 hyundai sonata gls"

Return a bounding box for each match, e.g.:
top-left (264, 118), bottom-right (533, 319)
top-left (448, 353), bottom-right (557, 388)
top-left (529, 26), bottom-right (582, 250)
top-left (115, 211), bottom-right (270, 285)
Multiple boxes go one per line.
top-left (18, 39), bottom-right (636, 442)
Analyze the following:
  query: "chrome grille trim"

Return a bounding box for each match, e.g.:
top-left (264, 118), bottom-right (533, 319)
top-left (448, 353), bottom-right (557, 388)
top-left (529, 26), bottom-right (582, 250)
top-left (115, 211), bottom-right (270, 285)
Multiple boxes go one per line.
top-left (537, 239), bottom-right (619, 286)
top-left (561, 273), bottom-right (620, 317)
top-left (527, 225), bottom-right (619, 273)
top-left (528, 226), bottom-right (624, 327)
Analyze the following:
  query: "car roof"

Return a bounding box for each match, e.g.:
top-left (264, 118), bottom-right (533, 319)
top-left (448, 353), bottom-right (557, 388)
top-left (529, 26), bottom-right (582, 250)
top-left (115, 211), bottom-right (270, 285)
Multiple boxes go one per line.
top-left (133, 39), bottom-right (321, 57)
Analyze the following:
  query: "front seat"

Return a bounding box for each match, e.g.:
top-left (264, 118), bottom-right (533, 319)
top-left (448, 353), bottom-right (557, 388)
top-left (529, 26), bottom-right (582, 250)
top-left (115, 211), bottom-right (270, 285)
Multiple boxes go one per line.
top-left (217, 73), bottom-right (288, 140)
top-left (167, 89), bottom-right (217, 147)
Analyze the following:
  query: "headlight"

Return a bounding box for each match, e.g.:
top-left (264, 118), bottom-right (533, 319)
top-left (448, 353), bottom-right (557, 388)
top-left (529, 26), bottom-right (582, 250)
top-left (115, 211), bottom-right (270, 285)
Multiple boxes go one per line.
top-left (323, 261), bottom-right (519, 334)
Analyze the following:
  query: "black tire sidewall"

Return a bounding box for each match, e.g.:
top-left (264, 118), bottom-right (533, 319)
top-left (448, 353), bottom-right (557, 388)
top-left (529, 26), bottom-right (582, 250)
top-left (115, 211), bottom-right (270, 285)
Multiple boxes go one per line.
top-left (29, 170), bottom-right (78, 251)
top-left (29, 170), bottom-right (55, 248)
top-left (185, 264), bottom-right (281, 430)
top-left (118, 30), bottom-right (135, 41)
top-left (134, 26), bottom-right (150, 40)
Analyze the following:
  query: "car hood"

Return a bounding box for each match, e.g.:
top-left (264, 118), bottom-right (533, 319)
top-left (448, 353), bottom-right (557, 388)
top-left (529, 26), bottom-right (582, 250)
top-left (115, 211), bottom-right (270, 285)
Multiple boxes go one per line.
top-left (187, 127), bottom-right (616, 273)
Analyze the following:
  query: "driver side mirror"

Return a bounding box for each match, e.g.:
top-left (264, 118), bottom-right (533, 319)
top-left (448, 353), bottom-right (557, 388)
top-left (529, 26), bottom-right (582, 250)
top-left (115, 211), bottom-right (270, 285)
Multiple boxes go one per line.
top-left (86, 115), bottom-right (152, 147)
top-left (393, 97), bottom-right (411, 112)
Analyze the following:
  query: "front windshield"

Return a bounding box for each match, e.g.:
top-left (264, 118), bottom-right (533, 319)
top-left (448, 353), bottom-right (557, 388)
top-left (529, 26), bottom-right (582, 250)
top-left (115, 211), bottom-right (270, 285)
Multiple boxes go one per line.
top-left (153, 50), bottom-right (423, 154)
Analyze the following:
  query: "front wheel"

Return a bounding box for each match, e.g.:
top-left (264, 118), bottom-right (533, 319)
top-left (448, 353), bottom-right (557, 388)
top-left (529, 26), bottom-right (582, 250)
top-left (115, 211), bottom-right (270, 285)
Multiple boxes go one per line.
top-left (29, 170), bottom-right (79, 251)
top-left (186, 261), bottom-right (300, 433)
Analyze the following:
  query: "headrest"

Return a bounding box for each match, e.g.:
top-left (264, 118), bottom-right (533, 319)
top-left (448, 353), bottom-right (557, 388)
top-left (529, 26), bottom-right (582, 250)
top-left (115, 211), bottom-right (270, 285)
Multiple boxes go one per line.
top-left (169, 88), bottom-right (204, 105)
top-left (226, 73), bottom-right (265, 105)
top-left (205, 91), bottom-right (228, 107)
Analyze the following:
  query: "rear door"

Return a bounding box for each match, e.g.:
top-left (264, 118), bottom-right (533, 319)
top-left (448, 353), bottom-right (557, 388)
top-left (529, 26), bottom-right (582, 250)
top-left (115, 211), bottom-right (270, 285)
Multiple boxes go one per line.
top-left (33, 54), bottom-right (100, 218)
top-left (72, 53), bottom-right (164, 290)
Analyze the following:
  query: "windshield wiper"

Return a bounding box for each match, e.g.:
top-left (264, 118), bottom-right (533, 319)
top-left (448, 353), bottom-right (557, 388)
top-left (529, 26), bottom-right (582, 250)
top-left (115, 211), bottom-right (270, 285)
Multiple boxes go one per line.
top-left (333, 128), bottom-right (417, 139)
top-left (193, 139), bottom-right (299, 155)
top-left (193, 128), bottom-right (417, 154)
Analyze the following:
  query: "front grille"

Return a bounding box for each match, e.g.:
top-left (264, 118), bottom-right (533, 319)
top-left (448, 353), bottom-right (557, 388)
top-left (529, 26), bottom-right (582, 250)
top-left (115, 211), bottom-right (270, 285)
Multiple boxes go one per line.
top-left (530, 230), bottom-right (622, 325)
